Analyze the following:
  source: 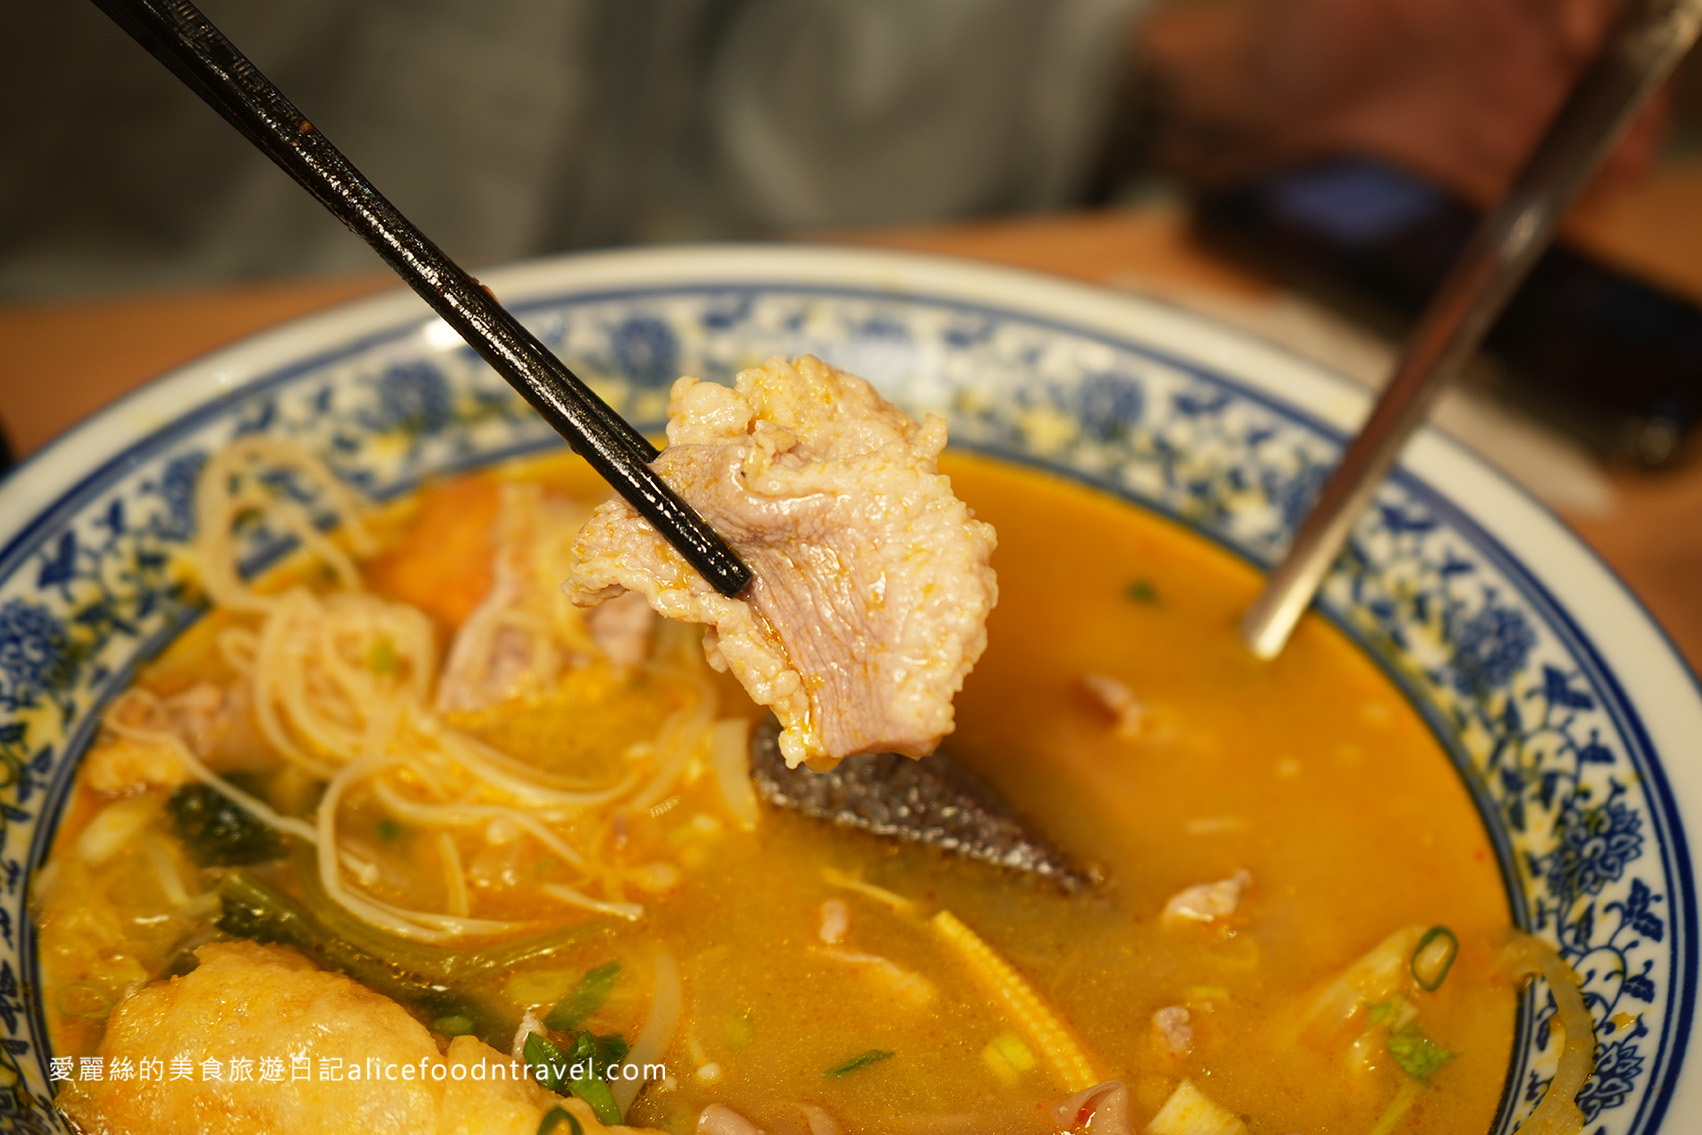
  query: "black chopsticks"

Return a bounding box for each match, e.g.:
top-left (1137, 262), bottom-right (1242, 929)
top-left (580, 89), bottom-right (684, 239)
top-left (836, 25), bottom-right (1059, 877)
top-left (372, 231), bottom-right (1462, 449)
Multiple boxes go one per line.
top-left (90, 0), bottom-right (753, 599)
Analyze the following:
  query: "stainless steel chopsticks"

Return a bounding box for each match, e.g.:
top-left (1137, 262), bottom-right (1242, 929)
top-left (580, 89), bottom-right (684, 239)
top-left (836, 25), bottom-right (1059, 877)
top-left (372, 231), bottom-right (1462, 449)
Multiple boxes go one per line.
top-left (91, 0), bottom-right (754, 599)
top-left (1240, 0), bottom-right (1702, 660)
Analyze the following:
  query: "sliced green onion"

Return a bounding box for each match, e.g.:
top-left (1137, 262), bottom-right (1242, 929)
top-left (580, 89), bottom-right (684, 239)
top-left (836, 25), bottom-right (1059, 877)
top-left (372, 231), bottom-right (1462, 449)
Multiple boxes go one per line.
top-left (538, 1107), bottom-right (583, 1135)
top-left (524, 1032), bottom-right (569, 1092)
top-left (369, 636), bottom-right (399, 675)
top-left (1124, 580), bottom-right (1160, 604)
top-left (566, 1072), bottom-right (622, 1125)
top-left (535, 1028), bottom-right (627, 1126)
top-left (595, 1033), bottom-right (629, 1065)
top-left (727, 1009), bottom-right (755, 1050)
top-left (826, 1049), bottom-right (894, 1079)
top-left (545, 961), bottom-right (622, 1031)
top-left (433, 1014), bottom-right (474, 1036)
top-left (1410, 926), bottom-right (1460, 992)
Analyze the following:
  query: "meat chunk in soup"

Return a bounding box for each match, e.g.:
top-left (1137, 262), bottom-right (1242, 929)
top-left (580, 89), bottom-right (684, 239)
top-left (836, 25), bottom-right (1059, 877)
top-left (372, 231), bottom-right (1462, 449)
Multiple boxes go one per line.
top-left (437, 482), bottom-right (653, 713)
top-left (1161, 869), bottom-right (1253, 929)
top-left (58, 941), bottom-right (638, 1135)
top-left (567, 355), bottom-right (997, 769)
top-left (82, 684), bottom-right (264, 794)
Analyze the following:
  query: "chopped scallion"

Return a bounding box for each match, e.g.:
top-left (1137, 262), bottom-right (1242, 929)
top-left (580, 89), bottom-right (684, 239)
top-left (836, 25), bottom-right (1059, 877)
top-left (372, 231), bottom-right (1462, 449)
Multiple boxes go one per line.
top-left (1410, 925), bottom-right (1459, 991)
top-left (377, 819), bottom-right (403, 842)
top-left (524, 1032), bottom-right (569, 1092)
top-left (369, 636), bottom-right (399, 676)
top-left (1387, 1027), bottom-right (1457, 1080)
top-left (1124, 580), bottom-right (1160, 605)
top-left (727, 1009), bottom-right (755, 1050)
top-left (826, 1049), bottom-right (894, 1079)
top-left (566, 1072), bottom-right (622, 1125)
top-left (538, 1107), bottom-right (583, 1135)
top-left (433, 1014), bottom-right (474, 1036)
top-left (545, 961), bottom-right (622, 1031)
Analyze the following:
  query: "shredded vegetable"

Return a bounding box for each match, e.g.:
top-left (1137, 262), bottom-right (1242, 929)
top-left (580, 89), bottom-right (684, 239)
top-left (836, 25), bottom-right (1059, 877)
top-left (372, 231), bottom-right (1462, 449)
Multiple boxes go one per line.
top-left (821, 867), bottom-right (916, 914)
top-left (612, 948), bottom-right (682, 1112)
top-left (1366, 1080), bottom-right (1423, 1135)
top-left (1502, 932), bottom-right (1594, 1135)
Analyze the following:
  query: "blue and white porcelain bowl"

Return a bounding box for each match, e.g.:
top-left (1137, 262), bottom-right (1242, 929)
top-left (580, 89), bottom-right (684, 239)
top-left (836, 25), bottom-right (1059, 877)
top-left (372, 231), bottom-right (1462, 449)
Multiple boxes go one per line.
top-left (0, 245), bottom-right (1696, 1133)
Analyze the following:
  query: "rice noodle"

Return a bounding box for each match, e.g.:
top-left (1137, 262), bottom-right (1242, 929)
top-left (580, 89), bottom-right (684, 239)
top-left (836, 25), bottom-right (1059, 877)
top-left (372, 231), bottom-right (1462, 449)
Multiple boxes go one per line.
top-left (538, 883), bottom-right (644, 922)
top-left (822, 867), bottom-right (916, 914)
top-left (1502, 932), bottom-right (1594, 1135)
top-left (612, 947), bottom-right (683, 1112)
top-left (710, 718), bottom-right (759, 830)
top-left (168, 439), bottom-right (740, 944)
top-left (437, 833), bottom-right (470, 918)
top-left (630, 672), bottom-right (717, 810)
top-left (370, 779), bottom-right (589, 869)
top-left (194, 436), bottom-right (374, 613)
top-left (432, 721), bottom-right (639, 805)
top-left (314, 753), bottom-right (525, 941)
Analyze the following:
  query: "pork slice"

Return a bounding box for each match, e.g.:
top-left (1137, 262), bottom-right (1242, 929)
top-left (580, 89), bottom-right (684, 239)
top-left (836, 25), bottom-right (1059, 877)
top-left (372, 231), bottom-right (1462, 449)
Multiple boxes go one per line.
top-left (84, 683), bottom-right (267, 794)
top-left (566, 355), bottom-right (997, 768)
top-left (437, 482), bottom-right (649, 713)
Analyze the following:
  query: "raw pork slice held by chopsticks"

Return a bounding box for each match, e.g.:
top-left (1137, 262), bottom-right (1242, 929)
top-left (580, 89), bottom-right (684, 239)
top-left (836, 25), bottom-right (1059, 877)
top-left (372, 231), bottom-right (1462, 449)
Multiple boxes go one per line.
top-left (566, 355), bottom-right (997, 769)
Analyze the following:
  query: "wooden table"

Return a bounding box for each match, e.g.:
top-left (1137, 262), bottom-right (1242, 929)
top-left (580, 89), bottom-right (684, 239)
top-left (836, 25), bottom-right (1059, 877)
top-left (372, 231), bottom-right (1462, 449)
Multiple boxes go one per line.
top-left (2, 205), bottom-right (1699, 672)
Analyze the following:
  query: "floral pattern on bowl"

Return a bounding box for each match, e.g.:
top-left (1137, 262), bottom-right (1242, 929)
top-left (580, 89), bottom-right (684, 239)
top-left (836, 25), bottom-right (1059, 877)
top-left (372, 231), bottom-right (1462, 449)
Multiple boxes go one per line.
top-left (0, 246), bottom-right (1693, 1133)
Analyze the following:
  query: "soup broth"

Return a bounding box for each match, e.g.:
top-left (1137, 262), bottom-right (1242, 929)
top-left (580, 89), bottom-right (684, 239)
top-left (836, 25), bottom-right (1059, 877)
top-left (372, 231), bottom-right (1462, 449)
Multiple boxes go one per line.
top-left (37, 450), bottom-right (1515, 1135)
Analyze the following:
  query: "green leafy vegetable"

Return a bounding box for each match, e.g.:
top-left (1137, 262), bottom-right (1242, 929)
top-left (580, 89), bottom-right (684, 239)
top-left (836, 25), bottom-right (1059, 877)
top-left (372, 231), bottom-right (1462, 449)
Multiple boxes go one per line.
top-left (167, 783), bottom-right (286, 866)
top-left (218, 869), bottom-right (508, 1046)
top-left (1387, 1027), bottom-right (1458, 1080)
top-left (545, 961), bottom-right (622, 1031)
top-left (826, 1049), bottom-right (894, 1078)
top-left (1410, 925), bottom-right (1459, 992)
top-left (1123, 580), bottom-right (1160, 605)
top-left (537, 1107), bottom-right (583, 1135)
top-left (277, 850), bottom-right (611, 983)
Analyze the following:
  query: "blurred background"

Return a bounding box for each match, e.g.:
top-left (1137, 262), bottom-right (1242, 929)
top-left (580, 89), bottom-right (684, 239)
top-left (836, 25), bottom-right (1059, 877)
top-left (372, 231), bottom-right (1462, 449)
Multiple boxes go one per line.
top-left (3, 0), bottom-right (1697, 291)
top-left (1, 0), bottom-right (1700, 652)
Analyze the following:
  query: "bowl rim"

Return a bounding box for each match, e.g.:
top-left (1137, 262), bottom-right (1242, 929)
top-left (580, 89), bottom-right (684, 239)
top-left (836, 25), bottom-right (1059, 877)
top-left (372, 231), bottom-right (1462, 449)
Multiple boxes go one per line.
top-left (4, 243), bottom-right (1696, 697)
top-left (3, 240), bottom-right (1699, 1129)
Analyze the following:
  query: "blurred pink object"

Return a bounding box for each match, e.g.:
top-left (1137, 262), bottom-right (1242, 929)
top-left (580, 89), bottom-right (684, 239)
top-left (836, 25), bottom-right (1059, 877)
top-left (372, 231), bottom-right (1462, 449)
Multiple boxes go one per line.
top-left (1141, 0), bottom-right (1670, 202)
